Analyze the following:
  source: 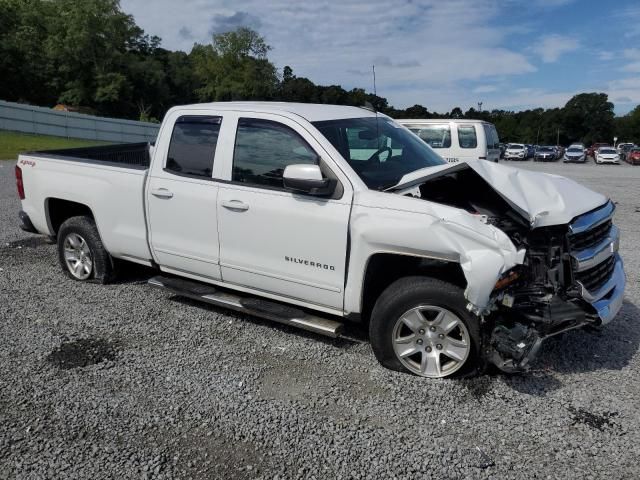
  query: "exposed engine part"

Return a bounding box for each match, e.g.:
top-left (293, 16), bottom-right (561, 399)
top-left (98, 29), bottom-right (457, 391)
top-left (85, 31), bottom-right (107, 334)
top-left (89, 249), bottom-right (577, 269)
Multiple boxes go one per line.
top-left (487, 323), bottom-right (543, 373)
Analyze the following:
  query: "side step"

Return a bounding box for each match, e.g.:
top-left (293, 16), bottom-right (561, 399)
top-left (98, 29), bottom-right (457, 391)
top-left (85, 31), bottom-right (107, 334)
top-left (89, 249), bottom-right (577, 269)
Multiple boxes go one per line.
top-left (148, 275), bottom-right (344, 338)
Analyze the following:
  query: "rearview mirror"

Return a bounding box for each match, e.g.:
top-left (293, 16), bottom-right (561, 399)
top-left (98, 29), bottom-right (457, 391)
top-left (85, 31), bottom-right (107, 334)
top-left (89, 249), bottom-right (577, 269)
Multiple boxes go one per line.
top-left (283, 164), bottom-right (335, 196)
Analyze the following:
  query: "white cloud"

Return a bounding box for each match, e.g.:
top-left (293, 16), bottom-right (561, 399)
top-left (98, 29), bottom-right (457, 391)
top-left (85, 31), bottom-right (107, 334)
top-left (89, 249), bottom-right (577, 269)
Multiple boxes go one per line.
top-left (532, 0), bottom-right (575, 6)
top-left (597, 51), bottom-right (615, 61)
top-left (531, 34), bottom-right (580, 63)
top-left (120, 0), bottom-right (536, 108)
top-left (622, 63), bottom-right (640, 73)
top-left (473, 85), bottom-right (499, 94)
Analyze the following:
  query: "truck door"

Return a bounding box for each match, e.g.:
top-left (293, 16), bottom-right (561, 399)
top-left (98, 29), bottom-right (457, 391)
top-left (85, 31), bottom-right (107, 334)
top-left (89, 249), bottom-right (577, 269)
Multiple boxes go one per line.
top-left (217, 115), bottom-right (352, 312)
top-left (146, 115), bottom-right (222, 279)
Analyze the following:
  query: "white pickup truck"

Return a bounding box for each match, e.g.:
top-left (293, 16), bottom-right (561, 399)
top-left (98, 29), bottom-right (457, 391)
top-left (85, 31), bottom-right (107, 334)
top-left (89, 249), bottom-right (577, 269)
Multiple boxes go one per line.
top-left (15, 102), bottom-right (625, 378)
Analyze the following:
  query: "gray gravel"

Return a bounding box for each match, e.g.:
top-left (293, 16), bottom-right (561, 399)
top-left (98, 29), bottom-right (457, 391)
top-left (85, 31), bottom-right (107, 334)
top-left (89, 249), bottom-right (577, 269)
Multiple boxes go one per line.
top-left (1, 158), bottom-right (639, 479)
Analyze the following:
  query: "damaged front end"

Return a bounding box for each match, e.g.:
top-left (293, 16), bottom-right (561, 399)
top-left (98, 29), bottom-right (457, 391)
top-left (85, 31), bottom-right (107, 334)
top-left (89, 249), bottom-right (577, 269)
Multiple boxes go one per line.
top-left (392, 162), bottom-right (625, 373)
top-left (485, 201), bottom-right (624, 372)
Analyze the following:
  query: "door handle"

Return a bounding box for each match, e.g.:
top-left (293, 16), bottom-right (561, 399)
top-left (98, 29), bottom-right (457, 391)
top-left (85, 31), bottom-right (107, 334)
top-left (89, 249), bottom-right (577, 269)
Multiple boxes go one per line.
top-left (221, 199), bottom-right (249, 211)
top-left (151, 188), bottom-right (173, 199)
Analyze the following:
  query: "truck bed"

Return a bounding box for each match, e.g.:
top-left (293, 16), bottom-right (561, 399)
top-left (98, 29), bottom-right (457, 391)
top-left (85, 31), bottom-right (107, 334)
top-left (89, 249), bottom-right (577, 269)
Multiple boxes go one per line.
top-left (26, 142), bottom-right (151, 169)
top-left (18, 143), bottom-right (154, 265)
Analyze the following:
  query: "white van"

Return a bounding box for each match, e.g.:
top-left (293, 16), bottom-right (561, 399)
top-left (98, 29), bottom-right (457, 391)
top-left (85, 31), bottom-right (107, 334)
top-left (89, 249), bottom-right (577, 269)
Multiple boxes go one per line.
top-left (397, 119), bottom-right (501, 163)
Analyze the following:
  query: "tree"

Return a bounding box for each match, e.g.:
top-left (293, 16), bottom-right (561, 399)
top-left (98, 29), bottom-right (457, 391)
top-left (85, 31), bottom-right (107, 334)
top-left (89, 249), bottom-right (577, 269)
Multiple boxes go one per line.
top-left (450, 107), bottom-right (463, 118)
top-left (190, 27), bottom-right (278, 102)
top-left (614, 105), bottom-right (640, 144)
top-left (563, 93), bottom-right (614, 145)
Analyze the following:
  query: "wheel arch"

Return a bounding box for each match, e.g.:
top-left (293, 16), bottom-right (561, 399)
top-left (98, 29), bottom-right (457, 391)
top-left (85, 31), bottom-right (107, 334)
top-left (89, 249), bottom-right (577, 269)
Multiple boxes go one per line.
top-left (45, 198), bottom-right (96, 237)
top-left (357, 252), bottom-right (467, 324)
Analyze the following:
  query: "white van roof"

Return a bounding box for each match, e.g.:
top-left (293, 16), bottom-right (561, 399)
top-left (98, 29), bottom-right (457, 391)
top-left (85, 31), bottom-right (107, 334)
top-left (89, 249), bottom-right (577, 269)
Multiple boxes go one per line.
top-left (397, 118), bottom-right (494, 125)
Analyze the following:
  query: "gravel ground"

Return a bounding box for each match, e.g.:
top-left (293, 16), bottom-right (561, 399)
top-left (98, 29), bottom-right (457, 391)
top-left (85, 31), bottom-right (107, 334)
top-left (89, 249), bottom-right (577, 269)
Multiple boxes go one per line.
top-left (1, 158), bottom-right (639, 479)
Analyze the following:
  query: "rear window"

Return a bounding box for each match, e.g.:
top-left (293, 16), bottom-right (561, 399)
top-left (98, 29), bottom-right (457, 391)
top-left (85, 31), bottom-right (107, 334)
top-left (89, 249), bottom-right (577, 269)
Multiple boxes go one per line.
top-left (458, 125), bottom-right (477, 149)
top-left (166, 116), bottom-right (221, 178)
top-left (409, 124), bottom-right (451, 149)
top-left (482, 124), bottom-right (500, 149)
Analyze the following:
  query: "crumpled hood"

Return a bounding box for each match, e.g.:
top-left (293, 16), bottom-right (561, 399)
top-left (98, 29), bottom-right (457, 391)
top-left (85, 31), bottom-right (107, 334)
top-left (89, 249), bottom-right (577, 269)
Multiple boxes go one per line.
top-left (391, 160), bottom-right (608, 228)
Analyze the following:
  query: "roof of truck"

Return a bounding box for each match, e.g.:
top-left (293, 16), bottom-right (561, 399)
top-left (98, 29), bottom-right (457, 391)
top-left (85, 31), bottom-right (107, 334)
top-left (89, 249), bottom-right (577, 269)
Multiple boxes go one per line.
top-left (173, 102), bottom-right (379, 122)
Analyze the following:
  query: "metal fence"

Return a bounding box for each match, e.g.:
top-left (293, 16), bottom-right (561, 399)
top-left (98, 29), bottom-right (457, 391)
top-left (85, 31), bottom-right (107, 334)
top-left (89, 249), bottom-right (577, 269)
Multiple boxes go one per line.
top-left (0, 100), bottom-right (160, 143)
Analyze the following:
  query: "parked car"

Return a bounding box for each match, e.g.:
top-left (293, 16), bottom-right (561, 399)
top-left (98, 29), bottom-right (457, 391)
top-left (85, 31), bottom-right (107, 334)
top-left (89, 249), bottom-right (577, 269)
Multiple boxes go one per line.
top-left (569, 143), bottom-right (586, 154)
top-left (554, 146), bottom-right (565, 160)
top-left (397, 119), bottom-right (501, 163)
top-left (625, 147), bottom-right (640, 165)
top-left (563, 146), bottom-right (587, 163)
top-left (525, 144), bottom-right (535, 159)
top-left (534, 146), bottom-right (557, 162)
top-left (618, 144), bottom-right (635, 162)
top-left (15, 102), bottom-right (624, 378)
top-left (498, 143), bottom-right (507, 159)
top-left (595, 147), bottom-right (620, 164)
top-left (587, 143), bottom-right (610, 157)
top-left (504, 143), bottom-right (527, 160)
top-left (616, 142), bottom-right (634, 156)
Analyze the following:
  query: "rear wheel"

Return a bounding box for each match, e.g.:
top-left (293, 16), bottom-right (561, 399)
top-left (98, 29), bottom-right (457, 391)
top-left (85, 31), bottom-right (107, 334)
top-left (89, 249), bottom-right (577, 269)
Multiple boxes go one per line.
top-left (369, 277), bottom-right (481, 378)
top-left (57, 216), bottom-right (116, 283)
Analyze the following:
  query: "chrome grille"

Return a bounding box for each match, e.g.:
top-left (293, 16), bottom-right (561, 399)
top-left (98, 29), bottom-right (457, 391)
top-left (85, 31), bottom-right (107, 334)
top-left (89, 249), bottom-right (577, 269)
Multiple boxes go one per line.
top-left (574, 255), bottom-right (615, 293)
top-left (568, 219), bottom-right (612, 251)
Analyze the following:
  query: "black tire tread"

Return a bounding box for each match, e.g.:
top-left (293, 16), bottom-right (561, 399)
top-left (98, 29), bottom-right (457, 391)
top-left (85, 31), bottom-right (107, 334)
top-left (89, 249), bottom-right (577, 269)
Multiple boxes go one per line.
top-left (369, 276), bottom-right (482, 378)
top-left (57, 216), bottom-right (116, 284)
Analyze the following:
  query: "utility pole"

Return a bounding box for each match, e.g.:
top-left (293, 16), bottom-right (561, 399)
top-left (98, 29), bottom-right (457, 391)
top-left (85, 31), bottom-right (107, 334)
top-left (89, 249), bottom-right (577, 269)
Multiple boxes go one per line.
top-left (372, 65), bottom-right (377, 97)
top-left (536, 127), bottom-right (540, 146)
top-left (557, 128), bottom-right (559, 146)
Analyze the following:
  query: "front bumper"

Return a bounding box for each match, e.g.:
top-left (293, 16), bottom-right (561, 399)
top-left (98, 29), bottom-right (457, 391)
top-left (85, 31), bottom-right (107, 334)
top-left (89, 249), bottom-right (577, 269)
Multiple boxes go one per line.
top-left (580, 254), bottom-right (625, 324)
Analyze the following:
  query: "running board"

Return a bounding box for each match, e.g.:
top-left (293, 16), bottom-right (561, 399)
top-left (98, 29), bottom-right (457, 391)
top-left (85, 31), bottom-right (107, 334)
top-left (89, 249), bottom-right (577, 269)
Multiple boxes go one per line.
top-left (148, 275), bottom-right (344, 338)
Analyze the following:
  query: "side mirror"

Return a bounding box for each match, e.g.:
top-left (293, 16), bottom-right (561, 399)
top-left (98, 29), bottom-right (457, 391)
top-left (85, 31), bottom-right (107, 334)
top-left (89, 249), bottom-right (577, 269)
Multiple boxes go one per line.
top-left (283, 164), bottom-right (335, 196)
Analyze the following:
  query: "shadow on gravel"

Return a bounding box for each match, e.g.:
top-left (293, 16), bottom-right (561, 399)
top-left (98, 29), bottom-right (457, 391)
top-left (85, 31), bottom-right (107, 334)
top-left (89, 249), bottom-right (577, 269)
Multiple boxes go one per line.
top-left (3, 236), bottom-right (50, 249)
top-left (111, 262), bottom-right (157, 285)
top-left (47, 338), bottom-right (118, 369)
top-left (536, 300), bottom-right (640, 374)
top-left (170, 295), bottom-right (364, 350)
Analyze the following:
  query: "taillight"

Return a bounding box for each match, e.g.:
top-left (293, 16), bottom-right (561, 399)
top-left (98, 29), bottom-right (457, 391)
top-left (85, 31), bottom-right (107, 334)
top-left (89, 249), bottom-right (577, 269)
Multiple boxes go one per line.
top-left (15, 165), bottom-right (25, 200)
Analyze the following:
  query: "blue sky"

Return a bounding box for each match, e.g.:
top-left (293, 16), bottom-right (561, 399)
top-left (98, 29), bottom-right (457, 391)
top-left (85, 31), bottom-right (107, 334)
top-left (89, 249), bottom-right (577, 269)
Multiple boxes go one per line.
top-left (121, 0), bottom-right (640, 114)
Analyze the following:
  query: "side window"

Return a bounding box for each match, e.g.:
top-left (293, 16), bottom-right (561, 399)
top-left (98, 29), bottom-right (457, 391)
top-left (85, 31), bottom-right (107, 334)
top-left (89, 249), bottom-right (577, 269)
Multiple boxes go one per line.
top-left (410, 124), bottom-right (451, 148)
top-left (458, 125), bottom-right (478, 149)
top-left (166, 116), bottom-right (221, 178)
top-left (233, 118), bottom-right (319, 188)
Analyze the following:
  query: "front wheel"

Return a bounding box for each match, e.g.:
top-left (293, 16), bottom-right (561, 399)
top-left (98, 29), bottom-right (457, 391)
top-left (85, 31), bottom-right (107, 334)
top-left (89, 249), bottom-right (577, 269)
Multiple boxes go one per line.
top-left (369, 277), bottom-right (481, 378)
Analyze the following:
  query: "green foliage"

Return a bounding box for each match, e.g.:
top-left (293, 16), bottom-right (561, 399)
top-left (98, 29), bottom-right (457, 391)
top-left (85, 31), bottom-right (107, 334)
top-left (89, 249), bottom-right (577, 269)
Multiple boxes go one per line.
top-left (0, 131), bottom-right (110, 160)
top-left (0, 0), bottom-right (635, 145)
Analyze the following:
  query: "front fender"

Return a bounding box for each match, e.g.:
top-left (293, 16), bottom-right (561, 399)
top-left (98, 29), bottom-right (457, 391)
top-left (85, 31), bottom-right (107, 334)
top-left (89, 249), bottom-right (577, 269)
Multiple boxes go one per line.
top-left (344, 192), bottom-right (525, 314)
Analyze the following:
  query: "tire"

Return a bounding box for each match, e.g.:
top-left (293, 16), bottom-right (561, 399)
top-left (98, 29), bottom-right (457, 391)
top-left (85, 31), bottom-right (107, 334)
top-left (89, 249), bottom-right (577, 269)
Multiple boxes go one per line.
top-left (369, 276), bottom-right (482, 378)
top-left (57, 216), bottom-right (116, 284)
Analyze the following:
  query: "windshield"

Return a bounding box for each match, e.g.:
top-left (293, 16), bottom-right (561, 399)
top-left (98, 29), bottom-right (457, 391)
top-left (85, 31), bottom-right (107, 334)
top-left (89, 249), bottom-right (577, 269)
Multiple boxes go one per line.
top-left (538, 147), bottom-right (554, 152)
top-left (312, 117), bottom-right (446, 190)
top-left (600, 148), bottom-right (616, 154)
top-left (567, 147), bottom-right (582, 153)
top-left (509, 144), bottom-right (524, 149)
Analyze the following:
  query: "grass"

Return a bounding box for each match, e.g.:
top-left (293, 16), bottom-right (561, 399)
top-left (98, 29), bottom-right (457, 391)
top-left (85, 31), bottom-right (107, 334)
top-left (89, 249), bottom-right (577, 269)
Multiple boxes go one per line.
top-left (0, 131), bottom-right (110, 160)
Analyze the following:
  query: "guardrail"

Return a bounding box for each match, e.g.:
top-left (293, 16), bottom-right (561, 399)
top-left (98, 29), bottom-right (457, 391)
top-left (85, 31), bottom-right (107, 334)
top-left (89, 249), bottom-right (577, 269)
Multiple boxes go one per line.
top-left (0, 100), bottom-right (160, 143)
